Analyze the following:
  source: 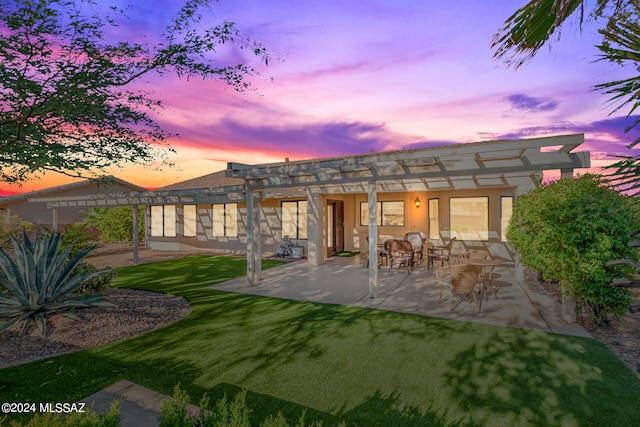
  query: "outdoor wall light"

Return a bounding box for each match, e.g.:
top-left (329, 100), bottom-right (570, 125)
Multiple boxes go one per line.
top-left (415, 197), bottom-right (420, 208)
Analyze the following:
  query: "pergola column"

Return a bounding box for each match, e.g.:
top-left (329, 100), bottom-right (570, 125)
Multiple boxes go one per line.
top-left (246, 189), bottom-right (263, 286)
top-left (132, 205), bottom-right (139, 266)
top-left (306, 188), bottom-right (321, 266)
top-left (367, 181), bottom-right (378, 298)
top-left (52, 208), bottom-right (58, 231)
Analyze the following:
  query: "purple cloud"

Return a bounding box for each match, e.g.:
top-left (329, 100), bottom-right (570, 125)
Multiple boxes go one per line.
top-left (487, 115), bottom-right (640, 158)
top-left (506, 94), bottom-right (559, 113)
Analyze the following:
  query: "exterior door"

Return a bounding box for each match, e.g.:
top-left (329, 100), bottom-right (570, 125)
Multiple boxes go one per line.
top-left (327, 200), bottom-right (345, 254)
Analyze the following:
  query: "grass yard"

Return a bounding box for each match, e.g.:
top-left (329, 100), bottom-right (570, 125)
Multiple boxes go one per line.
top-left (1, 255), bottom-right (640, 426)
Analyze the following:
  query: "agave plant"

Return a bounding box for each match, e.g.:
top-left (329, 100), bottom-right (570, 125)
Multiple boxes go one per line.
top-left (0, 231), bottom-right (113, 336)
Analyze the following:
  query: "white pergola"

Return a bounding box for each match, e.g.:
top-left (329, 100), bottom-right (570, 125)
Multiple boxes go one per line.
top-left (226, 134), bottom-right (591, 297)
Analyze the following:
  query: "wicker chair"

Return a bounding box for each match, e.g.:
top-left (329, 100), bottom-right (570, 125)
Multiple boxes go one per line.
top-left (404, 232), bottom-right (426, 264)
top-left (428, 237), bottom-right (457, 268)
top-left (436, 264), bottom-right (484, 311)
top-left (384, 239), bottom-right (415, 273)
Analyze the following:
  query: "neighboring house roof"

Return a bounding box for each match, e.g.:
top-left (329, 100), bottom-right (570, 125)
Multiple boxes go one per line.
top-left (0, 176), bottom-right (145, 205)
top-left (158, 170), bottom-right (243, 191)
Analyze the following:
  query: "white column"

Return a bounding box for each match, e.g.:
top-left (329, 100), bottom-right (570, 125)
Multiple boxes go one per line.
top-left (306, 188), bottom-right (321, 266)
top-left (52, 208), bottom-right (58, 231)
top-left (144, 206), bottom-right (151, 249)
top-left (246, 189), bottom-right (263, 285)
top-left (132, 205), bottom-right (139, 266)
top-left (367, 181), bottom-right (378, 298)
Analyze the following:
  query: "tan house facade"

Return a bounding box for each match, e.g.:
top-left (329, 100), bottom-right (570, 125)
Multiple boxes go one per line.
top-left (34, 134), bottom-right (590, 296)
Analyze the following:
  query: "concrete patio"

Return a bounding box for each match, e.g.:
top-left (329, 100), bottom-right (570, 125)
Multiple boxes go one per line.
top-left (213, 254), bottom-right (591, 337)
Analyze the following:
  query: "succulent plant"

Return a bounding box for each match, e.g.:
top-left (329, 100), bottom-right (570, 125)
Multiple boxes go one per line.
top-left (0, 231), bottom-right (113, 336)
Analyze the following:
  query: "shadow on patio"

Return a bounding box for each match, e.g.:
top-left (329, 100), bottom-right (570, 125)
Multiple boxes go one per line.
top-left (213, 254), bottom-right (591, 337)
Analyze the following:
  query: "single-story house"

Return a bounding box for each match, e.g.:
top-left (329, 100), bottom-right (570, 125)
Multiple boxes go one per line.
top-left (1, 176), bottom-right (145, 229)
top-left (32, 134), bottom-right (590, 296)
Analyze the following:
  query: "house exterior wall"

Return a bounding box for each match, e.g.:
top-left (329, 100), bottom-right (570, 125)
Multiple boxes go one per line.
top-left (146, 198), bottom-right (310, 257)
top-left (145, 188), bottom-right (516, 263)
top-left (348, 188), bottom-right (517, 263)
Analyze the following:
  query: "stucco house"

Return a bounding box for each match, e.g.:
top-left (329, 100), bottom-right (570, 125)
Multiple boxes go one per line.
top-left (1, 176), bottom-right (145, 229)
top-left (33, 134), bottom-right (590, 294)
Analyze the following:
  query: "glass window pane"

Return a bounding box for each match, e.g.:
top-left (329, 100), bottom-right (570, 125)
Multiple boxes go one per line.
top-left (151, 206), bottom-right (163, 237)
top-left (382, 201), bottom-right (404, 226)
top-left (298, 201), bottom-right (308, 239)
top-left (184, 205), bottom-right (197, 237)
top-left (282, 201), bottom-right (297, 239)
top-left (164, 205), bottom-right (176, 237)
top-left (212, 204), bottom-right (225, 237)
top-left (428, 199), bottom-right (439, 239)
top-left (360, 201), bottom-right (368, 226)
top-left (501, 196), bottom-right (513, 242)
top-left (450, 197), bottom-right (488, 240)
top-left (227, 203), bottom-right (238, 237)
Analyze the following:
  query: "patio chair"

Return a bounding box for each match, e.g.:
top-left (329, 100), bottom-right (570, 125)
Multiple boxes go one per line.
top-left (404, 232), bottom-right (426, 264)
top-left (384, 239), bottom-right (415, 273)
top-left (436, 264), bottom-right (484, 311)
top-left (428, 237), bottom-right (456, 268)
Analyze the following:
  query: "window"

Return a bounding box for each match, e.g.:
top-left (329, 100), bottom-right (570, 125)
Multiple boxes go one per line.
top-left (183, 205), bottom-right (197, 237)
top-left (501, 196), bottom-right (513, 242)
top-left (282, 200), bottom-right (307, 239)
top-left (428, 198), bottom-right (439, 239)
top-left (150, 205), bottom-right (176, 237)
top-left (449, 197), bottom-right (488, 240)
top-left (212, 203), bottom-right (238, 237)
top-left (360, 201), bottom-right (405, 226)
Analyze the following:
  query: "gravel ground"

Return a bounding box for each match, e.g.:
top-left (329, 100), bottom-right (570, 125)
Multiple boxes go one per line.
top-left (0, 244), bottom-right (204, 369)
top-left (0, 288), bottom-right (191, 369)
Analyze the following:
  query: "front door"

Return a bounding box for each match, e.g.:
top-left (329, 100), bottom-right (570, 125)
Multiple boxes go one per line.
top-left (327, 200), bottom-right (345, 255)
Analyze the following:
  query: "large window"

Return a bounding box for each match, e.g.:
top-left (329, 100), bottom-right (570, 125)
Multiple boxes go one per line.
top-left (282, 200), bottom-right (307, 239)
top-left (449, 197), bottom-right (488, 240)
top-left (150, 205), bottom-right (176, 237)
top-left (212, 203), bottom-right (238, 237)
top-left (428, 198), bottom-right (439, 239)
top-left (359, 201), bottom-right (405, 227)
top-left (501, 196), bottom-right (513, 242)
top-left (183, 205), bottom-right (197, 237)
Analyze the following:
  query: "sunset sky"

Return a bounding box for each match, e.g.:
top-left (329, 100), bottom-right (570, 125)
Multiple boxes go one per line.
top-left (2, 0), bottom-right (639, 195)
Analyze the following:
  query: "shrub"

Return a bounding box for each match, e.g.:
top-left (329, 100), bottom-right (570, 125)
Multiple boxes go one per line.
top-left (4, 400), bottom-right (120, 426)
top-left (60, 223), bottom-right (99, 259)
top-left (160, 385), bottom-right (323, 427)
top-left (507, 174), bottom-right (640, 323)
top-left (94, 206), bottom-right (144, 244)
top-left (0, 214), bottom-right (34, 249)
top-left (0, 231), bottom-right (113, 335)
top-left (74, 262), bottom-right (117, 295)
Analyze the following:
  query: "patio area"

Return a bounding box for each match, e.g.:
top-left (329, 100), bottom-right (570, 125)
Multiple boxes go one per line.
top-left (213, 254), bottom-right (591, 337)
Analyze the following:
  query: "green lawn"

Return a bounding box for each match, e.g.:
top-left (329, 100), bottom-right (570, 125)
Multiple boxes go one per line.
top-left (1, 255), bottom-right (639, 426)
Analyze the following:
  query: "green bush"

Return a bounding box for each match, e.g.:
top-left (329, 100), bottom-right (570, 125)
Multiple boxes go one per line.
top-left (61, 223), bottom-right (99, 258)
top-left (74, 262), bottom-right (117, 295)
top-left (0, 232), bottom-right (113, 335)
top-left (507, 174), bottom-right (640, 323)
top-left (160, 385), bottom-right (324, 427)
top-left (94, 206), bottom-right (144, 244)
top-left (4, 400), bottom-right (120, 426)
top-left (0, 214), bottom-right (34, 249)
